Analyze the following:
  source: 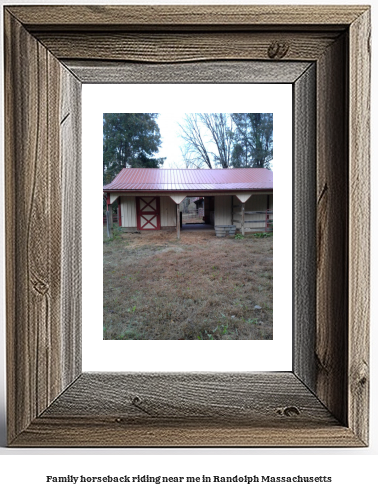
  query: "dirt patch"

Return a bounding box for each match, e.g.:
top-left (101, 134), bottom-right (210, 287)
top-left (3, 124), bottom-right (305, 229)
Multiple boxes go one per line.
top-left (182, 216), bottom-right (205, 224)
top-left (104, 229), bottom-right (273, 340)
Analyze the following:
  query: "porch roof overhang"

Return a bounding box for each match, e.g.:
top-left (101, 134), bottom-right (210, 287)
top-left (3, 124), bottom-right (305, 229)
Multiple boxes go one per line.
top-left (106, 189), bottom-right (273, 204)
top-left (105, 189), bottom-right (273, 195)
top-left (103, 168), bottom-right (273, 204)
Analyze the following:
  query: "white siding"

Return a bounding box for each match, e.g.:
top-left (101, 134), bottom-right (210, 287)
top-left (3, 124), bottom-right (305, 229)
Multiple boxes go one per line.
top-left (214, 196), bottom-right (232, 225)
top-left (233, 194), bottom-right (271, 231)
top-left (160, 196), bottom-right (176, 226)
top-left (119, 194), bottom-right (271, 230)
top-left (245, 195), bottom-right (267, 229)
top-left (120, 196), bottom-right (137, 227)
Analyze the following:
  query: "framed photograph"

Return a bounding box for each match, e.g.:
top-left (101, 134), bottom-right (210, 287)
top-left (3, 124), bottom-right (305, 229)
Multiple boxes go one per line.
top-left (4, 5), bottom-right (370, 447)
top-left (85, 84), bottom-right (291, 370)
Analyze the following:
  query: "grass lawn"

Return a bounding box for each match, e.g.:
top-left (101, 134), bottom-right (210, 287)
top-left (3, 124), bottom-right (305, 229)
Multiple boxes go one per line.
top-left (103, 227), bottom-right (273, 340)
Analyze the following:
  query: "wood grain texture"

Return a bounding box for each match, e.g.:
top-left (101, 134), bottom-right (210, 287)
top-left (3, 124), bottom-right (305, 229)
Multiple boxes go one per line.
top-left (293, 65), bottom-right (317, 390)
top-left (34, 31), bottom-right (339, 63)
top-left (4, 11), bottom-right (80, 444)
top-left (60, 68), bottom-right (82, 389)
top-left (41, 373), bottom-right (337, 422)
top-left (5, 12), bottom-right (62, 442)
top-left (316, 35), bottom-right (348, 425)
top-left (11, 373), bottom-right (362, 447)
top-left (348, 9), bottom-right (371, 445)
top-left (65, 60), bottom-right (312, 84)
top-left (7, 5), bottom-right (367, 29)
top-left (11, 418), bottom-right (363, 448)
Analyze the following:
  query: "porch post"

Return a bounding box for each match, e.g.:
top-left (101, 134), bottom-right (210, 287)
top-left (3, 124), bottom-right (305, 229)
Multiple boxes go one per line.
top-left (177, 203), bottom-right (180, 239)
top-left (169, 194), bottom-right (186, 239)
top-left (106, 193), bottom-right (112, 239)
top-left (241, 202), bottom-right (245, 236)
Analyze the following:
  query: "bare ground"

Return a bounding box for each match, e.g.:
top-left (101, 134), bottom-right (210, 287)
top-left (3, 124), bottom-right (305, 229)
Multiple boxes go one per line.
top-left (103, 228), bottom-right (273, 340)
top-left (182, 216), bottom-right (204, 224)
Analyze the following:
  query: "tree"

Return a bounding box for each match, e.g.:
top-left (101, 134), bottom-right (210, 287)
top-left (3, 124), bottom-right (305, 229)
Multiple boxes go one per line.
top-left (179, 113), bottom-right (234, 169)
top-left (179, 113), bottom-right (272, 169)
top-left (200, 113), bottom-right (234, 169)
top-left (231, 113), bottom-right (273, 169)
top-left (103, 113), bottom-right (164, 184)
top-left (178, 114), bottom-right (213, 169)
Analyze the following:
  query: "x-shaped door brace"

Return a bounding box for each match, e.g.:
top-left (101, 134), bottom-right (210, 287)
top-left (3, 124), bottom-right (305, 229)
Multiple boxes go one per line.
top-left (140, 197), bottom-right (156, 211)
top-left (140, 214), bottom-right (158, 229)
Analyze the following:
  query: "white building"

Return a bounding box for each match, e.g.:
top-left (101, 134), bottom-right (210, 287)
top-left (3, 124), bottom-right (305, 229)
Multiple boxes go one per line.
top-left (104, 168), bottom-right (273, 236)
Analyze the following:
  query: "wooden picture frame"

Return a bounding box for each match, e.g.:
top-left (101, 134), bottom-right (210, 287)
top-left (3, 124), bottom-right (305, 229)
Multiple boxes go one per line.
top-left (4, 5), bottom-right (370, 447)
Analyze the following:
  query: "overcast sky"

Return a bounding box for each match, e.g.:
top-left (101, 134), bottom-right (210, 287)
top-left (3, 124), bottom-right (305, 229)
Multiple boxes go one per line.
top-left (156, 113), bottom-right (273, 170)
top-left (156, 113), bottom-right (186, 169)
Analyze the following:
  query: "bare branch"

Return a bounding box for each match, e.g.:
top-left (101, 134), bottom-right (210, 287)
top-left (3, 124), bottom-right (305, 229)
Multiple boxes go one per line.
top-left (178, 114), bottom-right (214, 169)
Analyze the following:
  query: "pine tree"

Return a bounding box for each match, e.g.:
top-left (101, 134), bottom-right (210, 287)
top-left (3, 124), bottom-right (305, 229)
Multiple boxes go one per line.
top-left (231, 113), bottom-right (273, 169)
top-left (103, 113), bottom-right (165, 184)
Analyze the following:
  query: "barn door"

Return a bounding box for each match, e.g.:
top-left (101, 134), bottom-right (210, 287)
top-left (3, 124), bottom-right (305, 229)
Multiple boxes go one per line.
top-left (136, 197), bottom-right (161, 230)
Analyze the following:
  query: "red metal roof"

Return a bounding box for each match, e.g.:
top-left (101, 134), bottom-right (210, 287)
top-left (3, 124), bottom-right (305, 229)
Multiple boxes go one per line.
top-left (103, 168), bottom-right (273, 192)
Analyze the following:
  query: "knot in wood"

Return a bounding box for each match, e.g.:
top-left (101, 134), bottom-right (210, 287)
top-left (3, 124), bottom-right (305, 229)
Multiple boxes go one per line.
top-left (131, 395), bottom-right (142, 406)
top-left (268, 42), bottom-right (289, 59)
top-left (130, 394), bottom-right (154, 416)
top-left (359, 376), bottom-right (367, 387)
top-left (33, 279), bottom-right (49, 296)
top-left (276, 406), bottom-right (300, 417)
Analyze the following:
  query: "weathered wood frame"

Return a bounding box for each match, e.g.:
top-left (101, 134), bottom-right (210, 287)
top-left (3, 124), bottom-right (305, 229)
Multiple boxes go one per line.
top-left (4, 5), bottom-right (370, 447)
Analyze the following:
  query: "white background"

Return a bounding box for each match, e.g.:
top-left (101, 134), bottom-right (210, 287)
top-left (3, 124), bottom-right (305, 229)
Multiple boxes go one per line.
top-left (0, 0), bottom-right (377, 498)
top-left (83, 83), bottom-right (292, 372)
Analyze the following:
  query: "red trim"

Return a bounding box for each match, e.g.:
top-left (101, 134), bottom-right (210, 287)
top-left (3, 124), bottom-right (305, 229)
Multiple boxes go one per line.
top-left (140, 197), bottom-right (156, 211)
top-left (136, 196), bottom-right (161, 230)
